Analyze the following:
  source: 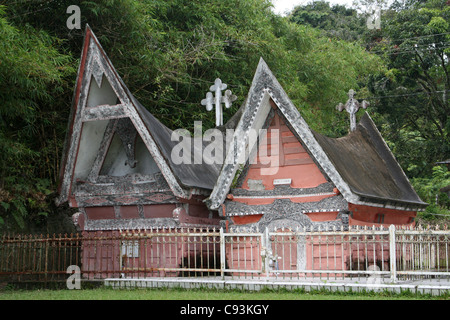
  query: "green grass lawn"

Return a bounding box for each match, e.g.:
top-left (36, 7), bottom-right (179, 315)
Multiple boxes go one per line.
top-left (0, 286), bottom-right (447, 300)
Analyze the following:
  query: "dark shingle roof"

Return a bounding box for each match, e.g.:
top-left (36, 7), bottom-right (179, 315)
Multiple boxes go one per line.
top-left (312, 113), bottom-right (427, 208)
top-left (133, 97), bottom-right (222, 190)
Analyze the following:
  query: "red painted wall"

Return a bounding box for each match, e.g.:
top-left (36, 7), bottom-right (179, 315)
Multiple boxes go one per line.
top-left (84, 203), bottom-right (221, 227)
top-left (81, 229), bottom-right (220, 279)
top-left (348, 203), bottom-right (416, 227)
top-left (85, 206), bottom-right (115, 220)
top-left (84, 204), bottom-right (178, 220)
top-left (241, 111), bottom-right (327, 191)
top-left (228, 108), bottom-right (340, 226)
top-left (228, 108), bottom-right (418, 228)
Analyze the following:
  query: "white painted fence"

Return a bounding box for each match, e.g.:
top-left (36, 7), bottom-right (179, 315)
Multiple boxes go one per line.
top-left (221, 225), bottom-right (450, 282)
top-left (113, 224), bottom-right (450, 282)
top-left (3, 225), bottom-right (448, 283)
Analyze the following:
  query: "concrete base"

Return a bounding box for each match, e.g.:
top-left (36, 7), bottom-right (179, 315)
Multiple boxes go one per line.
top-left (104, 277), bottom-right (450, 296)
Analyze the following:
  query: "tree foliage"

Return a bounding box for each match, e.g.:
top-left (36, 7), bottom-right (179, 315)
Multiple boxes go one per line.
top-left (289, 0), bottom-right (367, 42)
top-left (0, 5), bottom-right (75, 230)
top-left (366, 0), bottom-right (449, 177)
top-left (412, 165), bottom-right (450, 219)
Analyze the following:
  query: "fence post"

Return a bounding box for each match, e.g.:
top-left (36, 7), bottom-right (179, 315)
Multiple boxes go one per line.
top-left (44, 234), bottom-right (49, 282)
top-left (220, 228), bottom-right (225, 279)
top-left (389, 225), bottom-right (397, 283)
top-left (263, 227), bottom-right (270, 277)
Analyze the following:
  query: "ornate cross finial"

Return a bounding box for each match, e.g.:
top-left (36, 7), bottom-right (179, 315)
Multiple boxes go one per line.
top-left (201, 78), bottom-right (237, 127)
top-left (336, 89), bottom-right (369, 132)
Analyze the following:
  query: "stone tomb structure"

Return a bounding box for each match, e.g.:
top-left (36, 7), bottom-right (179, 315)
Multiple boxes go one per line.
top-left (56, 26), bottom-right (223, 277)
top-left (57, 26), bottom-right (427, 278)
top-left (208, 61), bottom-right (427, 232)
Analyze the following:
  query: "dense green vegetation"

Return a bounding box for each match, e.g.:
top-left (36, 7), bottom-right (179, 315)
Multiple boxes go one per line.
top-left (0, 0), bottom-right (448, 232)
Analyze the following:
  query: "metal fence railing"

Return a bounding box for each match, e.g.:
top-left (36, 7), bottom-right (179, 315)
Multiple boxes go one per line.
top-left (0, 233), bottom-right (81, 282)
top-left (1, 225), bottom-right (449, 283)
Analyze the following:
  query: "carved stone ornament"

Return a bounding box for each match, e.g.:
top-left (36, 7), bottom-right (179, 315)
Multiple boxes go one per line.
top-left (201, 78), bottom-right (237, 127)
top-left (336, 89), bottom-right (369, 132)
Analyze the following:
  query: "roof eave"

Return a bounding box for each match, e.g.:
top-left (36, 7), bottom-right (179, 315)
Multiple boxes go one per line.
top-left (352, 191), bottom-right (428, 211)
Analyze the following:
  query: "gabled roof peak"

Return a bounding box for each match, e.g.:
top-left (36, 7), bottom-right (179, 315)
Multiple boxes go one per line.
top-left (205, 59), bottom-right (426, 211)
top-left (57, 27), bottom-right (220, 206)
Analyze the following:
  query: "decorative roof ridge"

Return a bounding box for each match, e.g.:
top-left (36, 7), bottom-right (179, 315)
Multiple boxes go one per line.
top-left (230, 182), bottom-right (335, 197)
top-left (224, 195), bottom-right (348, 217)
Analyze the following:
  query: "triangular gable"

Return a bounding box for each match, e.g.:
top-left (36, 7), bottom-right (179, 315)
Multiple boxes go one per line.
top-left (205, 58), bottom-right (354, 209)
top-left (57, 25), bottom-right (189, 206)
top-left (205, 58), bottom-right (424, 211)
top-left (87, 117), bottom-right (161, 180)
top-left (236, 109), bottom-right (330, 192)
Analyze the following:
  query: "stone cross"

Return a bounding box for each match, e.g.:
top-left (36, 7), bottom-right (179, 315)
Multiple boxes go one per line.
top-left (336, 89), bottom-right (369, 132)
top-left (201, 78), bottom-right (237, 127)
